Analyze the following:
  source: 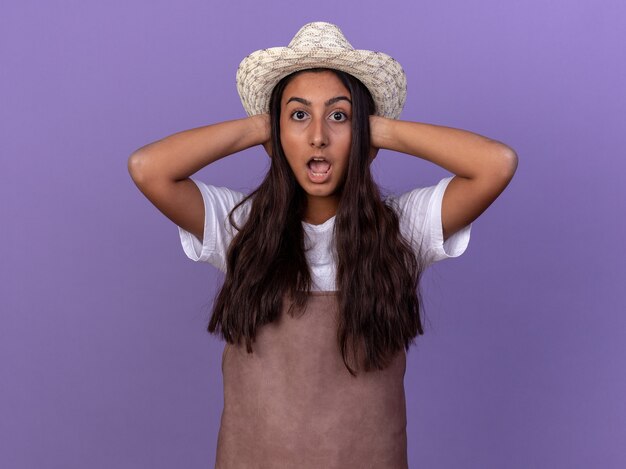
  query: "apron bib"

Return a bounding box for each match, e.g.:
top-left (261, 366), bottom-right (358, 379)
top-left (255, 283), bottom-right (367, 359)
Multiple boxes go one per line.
top-left (216, 291), bottom-right (408, 469)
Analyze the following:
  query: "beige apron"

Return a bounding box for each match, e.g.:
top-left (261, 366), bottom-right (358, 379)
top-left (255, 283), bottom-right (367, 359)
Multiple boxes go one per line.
top-left (215, 291), bottom-right (409, 469)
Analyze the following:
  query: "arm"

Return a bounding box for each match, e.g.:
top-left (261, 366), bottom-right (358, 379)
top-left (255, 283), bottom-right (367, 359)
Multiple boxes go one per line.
top-left (370, 117), bottom-right (518, 241)
top-left (127, 114), bottom-right (270, 240)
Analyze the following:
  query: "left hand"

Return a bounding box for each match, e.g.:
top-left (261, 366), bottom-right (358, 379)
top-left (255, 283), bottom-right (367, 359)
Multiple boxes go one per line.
top-left (368, 115), bottom-right (388, 162)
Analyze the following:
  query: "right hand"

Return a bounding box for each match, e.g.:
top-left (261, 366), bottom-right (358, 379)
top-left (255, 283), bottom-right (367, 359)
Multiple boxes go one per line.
top-left (253, 113), bottom-right (273, 158)
top-left (129, 114), bottom-right (275, 243)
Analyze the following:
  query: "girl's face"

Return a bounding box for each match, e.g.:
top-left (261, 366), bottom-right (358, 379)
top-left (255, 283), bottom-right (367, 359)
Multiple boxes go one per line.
top-left (280, 70), bottom-right (352, 210)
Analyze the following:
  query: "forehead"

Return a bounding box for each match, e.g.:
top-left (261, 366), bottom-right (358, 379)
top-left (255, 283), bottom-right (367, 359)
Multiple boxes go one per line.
top-left (282, 71), bottom-right (351, 104)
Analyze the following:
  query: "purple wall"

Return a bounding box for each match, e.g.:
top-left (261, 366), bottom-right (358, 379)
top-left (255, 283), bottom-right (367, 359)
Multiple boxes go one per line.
top-left (2, 1), bottom-right (625, 468)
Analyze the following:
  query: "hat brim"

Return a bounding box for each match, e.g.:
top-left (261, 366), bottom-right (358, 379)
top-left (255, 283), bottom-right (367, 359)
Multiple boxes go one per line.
top-left (236, 46), bottom-right (407, 119)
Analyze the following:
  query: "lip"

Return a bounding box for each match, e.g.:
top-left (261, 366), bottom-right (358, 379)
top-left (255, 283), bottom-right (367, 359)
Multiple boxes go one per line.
top-left (306, 156), bottom-right (333, 184)
top-left (307, 164), bottom-right (333, 184)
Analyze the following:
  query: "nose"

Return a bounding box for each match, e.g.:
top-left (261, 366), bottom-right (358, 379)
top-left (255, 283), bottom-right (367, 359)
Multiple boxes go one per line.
top-left (309, 116), bottom-right (328, 149)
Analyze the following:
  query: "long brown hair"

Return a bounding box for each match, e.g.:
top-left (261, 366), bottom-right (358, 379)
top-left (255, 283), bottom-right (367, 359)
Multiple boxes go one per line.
top-left (209, 68), bottom-right (426, 376)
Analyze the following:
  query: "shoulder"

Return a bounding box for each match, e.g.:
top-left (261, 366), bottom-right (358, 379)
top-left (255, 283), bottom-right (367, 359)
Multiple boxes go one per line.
top-left (190, 178), bottom-right (247, 205)
top-left (190, 178), bottom-right (251, 219)
top-left (385, 176), bottom-right (471, 268)
top-left (177, 179), bottom-right (252, 267)
top-left (385, 176), bottom-right (453, 218)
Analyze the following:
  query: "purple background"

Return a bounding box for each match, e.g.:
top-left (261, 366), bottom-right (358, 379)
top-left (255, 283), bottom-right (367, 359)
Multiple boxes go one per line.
top-left (2, 0), bottom-right (625, 468)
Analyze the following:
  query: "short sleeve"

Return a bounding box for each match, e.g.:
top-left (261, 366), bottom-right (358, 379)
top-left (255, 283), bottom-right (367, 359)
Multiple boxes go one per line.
top-left (176, 179), bottom-right (251, 271)
top-left (389, 176), bottom-right (472, 269)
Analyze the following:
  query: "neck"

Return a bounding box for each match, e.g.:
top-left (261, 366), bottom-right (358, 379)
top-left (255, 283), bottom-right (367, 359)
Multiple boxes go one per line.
top-left (303, 195), bottom-right (339, 225)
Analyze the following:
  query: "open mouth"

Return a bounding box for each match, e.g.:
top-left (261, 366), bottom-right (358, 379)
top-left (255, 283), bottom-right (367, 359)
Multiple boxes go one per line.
top-left (307, 156), bottom-right (331, 176)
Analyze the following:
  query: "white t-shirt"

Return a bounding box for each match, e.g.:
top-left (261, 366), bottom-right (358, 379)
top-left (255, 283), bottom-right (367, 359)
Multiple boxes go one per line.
top-left (177, 176), bottom-right (472, 291)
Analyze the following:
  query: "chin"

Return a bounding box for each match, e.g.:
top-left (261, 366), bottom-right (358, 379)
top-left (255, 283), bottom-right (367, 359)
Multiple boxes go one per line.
top-left (308, 186), bottom-right (343, 199)
top-left (304, 187), bottom-right (333, 197)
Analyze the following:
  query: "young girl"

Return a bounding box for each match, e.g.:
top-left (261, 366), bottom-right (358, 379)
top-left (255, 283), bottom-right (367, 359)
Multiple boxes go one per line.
top-left (128, 21), bottom-right (517, 469)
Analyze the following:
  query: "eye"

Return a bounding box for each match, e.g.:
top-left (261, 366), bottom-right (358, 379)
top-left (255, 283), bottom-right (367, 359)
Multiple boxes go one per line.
top-left (291, 110), bottom-right (308, 121)
top-left (330, 111), bottom-right (348, 122)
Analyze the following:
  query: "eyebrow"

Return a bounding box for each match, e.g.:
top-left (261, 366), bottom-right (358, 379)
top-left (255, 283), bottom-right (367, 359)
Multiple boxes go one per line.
top-left (286, 96), bottom-right (352, 107)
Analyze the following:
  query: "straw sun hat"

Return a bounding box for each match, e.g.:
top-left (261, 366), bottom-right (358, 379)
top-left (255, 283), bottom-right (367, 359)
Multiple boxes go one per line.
top-left (236, 21), bottom-right (407, 119)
